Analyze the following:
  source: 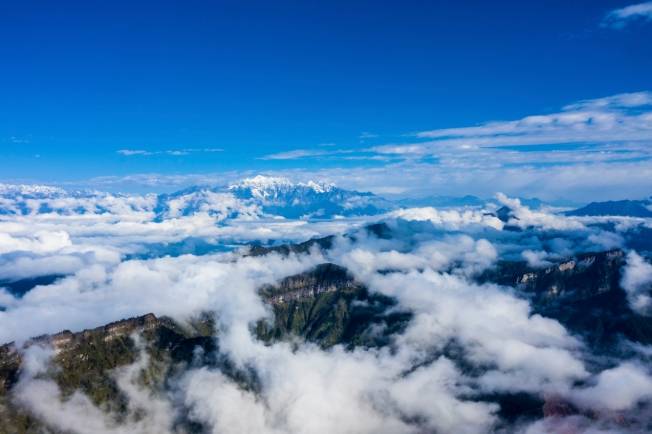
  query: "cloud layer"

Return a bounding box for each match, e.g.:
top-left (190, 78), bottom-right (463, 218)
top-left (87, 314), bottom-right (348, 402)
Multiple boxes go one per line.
top-left (1, 186), bottom-right (651, 433)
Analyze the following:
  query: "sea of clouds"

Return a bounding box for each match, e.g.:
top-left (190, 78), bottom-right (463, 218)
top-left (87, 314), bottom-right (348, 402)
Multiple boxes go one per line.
top-left (1, 181), bottom-right (652, 433)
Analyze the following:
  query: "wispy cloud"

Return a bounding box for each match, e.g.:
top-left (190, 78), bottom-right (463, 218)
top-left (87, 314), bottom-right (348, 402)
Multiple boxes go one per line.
top-left (94, 91), bottom-right (652, 201)
top-left (371, 144), bottom-right (429, 156)
top-left (9, 136), bottom-right (31, 144)
top-left (259, 149), bottom-right (331, 160)
top-left (259, 148), bottom-right (354, 160)
top-left (118, 149), bottom-right (154, 156)
top-left (258, 92), bottom-right (652, 166)
top-left (603, 1), bottom-right (652, 28)
top-left (413, 91), bottom-right (652, 147)
top-left (359, 132), bottom-right (379, 140)
top-left (117, 148), bottom-right (223, 157)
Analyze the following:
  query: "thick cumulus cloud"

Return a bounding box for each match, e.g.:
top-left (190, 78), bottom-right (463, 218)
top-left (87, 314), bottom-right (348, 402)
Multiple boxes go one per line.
top-left (494, 193), bottom-right (585, 231)
top-left (2, 188), bottom-right (652, 433)
top-left (571, 362), bottom-right (652, 411)
top-left (0, 230), bottom-right (72, 254)
top-left (389, 206), bottom-right (504, 231)
top-left (0, 250), bottom-right (325, 344)
top-left (182, 347), bottom-right (497, 434)
top-left (345, 267), bottom-right (587, 395)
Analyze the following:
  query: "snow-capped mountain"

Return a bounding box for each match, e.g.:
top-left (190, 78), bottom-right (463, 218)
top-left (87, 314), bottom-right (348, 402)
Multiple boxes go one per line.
top-left (154, 176), bottom-right (395, 220)
top-left (0, 183), bottom-right (67, 197)
top-left (0, 176), bottom-right (397, 220)
top-left (228, 175), bottom-right (394, 219)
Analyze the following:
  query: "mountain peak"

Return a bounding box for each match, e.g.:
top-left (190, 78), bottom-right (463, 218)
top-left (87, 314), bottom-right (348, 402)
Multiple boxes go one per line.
top-left (229, 175), bottom-right (336, 198)
top-left (0, 183), bottom-right (66, 197)
top-left (231, 175), bottom-right (293, 190)
top-left (565, 200), bottom-right (652, 217)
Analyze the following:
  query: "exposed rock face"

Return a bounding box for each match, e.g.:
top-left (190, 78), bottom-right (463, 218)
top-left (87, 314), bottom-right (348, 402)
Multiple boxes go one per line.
top-left (542, 394), bottom-right (578, 418)
top-left (22, 313), bottom-right (160, 352)
top-left (482, 250), bottom-right (624, 300)
top-left (0, 345), bottom-right (20, 393)
top-left (260, 263), bottom-right (360, 304)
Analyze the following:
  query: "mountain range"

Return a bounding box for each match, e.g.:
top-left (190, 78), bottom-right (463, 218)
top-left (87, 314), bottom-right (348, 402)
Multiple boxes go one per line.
top-left (565, 199), bottom-right (652, 218)
top-left (1, 177), bottom-right (651, 220)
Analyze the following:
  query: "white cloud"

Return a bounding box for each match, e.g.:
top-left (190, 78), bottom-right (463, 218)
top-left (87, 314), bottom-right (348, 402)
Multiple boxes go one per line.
top-left (82, 157), bottom-right (652, 202)
top-left (621, 251), bottom-right (652, 314)
top-left (259, 149), bottom-right (330, 160)
top-left (495, 193), bottom-right (586, 231)
top-left (414, 91), bottom-right (652, 148)
top-left (118, 149), bottom-right (154, 156)
top-left (117, 148), bottom-right (223, 157)
top-left (86, 91), bottom-right (652, 202)
top-left (389, 206), bottom-right (504, 230)
top-left (1, 176), bottom-right (652, 432)
top-left (259, 148), bottom-right (353, 160)
top-left (571, 362), bottom-right (652, 411)
top-left (0, 231), bottom-right (72, 254)
top-left (359, 132), bottom-right (378, 139)
top-left (15, 341), bottom-right (177, 434)
top-left (372, 144), bottom-right (429, 155)
top-left (603, 2), bottom-right (652, 28)
top-left (522, 249), bottom-right (552, 268)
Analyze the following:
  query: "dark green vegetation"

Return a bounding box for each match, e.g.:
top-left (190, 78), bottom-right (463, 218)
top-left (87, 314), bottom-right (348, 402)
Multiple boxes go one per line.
top-left (0, 261), bottom-right (409, 433)
top-left (256, 263), bottom-right (411, 349)
top-left (0, 314), bottom-right (217, 434)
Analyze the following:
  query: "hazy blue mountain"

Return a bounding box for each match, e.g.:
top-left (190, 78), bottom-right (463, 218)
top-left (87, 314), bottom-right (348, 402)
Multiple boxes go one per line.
top-left (396, 195), bottom-right (554, 209)
top-left (565, 199), bottom-right (652, 217)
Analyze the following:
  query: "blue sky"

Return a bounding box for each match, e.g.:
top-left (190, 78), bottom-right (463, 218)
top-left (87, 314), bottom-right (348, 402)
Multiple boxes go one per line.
top-left (1, 0), bottom-right (651, 199)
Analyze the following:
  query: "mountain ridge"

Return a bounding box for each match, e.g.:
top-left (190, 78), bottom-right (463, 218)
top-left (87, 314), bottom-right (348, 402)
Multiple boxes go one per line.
top-left (565, 199), bottom-right (652, 217)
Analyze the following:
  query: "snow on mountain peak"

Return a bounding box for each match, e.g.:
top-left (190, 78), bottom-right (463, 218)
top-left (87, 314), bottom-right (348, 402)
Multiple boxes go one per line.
top-left (229, 175), bottom-right (336, 197)
top-left (0, 183), bottom-right (67, 197)
top-left (235, 175), bottom-right (292, 188)
top-left (304, 180), bottom-right (336, 193)
top-left (0, 176), bottom-right (390, 220)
